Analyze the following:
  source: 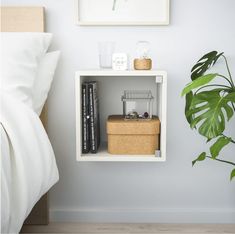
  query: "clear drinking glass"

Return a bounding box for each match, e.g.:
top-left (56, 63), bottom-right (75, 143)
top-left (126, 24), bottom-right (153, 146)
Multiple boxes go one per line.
top-left (98, 41), bottom-right (115, 69)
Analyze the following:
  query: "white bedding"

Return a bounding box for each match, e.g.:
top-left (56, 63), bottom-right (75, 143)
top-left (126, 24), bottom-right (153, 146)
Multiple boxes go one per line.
top-left (0, 91), bottom-right (59, 234)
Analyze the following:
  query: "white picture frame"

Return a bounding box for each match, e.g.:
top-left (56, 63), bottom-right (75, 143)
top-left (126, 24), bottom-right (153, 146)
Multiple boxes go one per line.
top-left (75, 0), bottom-right (170, 26)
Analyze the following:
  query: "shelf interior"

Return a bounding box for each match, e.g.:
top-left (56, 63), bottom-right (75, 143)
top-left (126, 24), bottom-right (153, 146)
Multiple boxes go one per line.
top-left (78, 75), bottom-right (163, 161)
top-left (80, 143), bottom-right (163, 162)
top-left (81, 142), bottom-right (156, 157)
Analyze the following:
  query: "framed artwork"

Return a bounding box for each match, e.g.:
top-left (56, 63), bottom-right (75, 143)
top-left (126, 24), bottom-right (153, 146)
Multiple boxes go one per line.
top-left (76, 0), bottom-right (170, 26)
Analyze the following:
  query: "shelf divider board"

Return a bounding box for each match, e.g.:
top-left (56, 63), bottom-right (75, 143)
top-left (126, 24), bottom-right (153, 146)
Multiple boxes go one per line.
top-left (75, 70), bottom-right (167, 162)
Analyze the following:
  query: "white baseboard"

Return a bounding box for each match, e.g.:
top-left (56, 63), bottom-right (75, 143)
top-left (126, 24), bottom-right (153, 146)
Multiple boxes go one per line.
top-left (50, 208), bottom-right (235, 223)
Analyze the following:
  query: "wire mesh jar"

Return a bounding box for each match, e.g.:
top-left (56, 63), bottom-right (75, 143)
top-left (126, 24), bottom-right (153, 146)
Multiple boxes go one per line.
top-left (121, 90), bottom-right (153, 120)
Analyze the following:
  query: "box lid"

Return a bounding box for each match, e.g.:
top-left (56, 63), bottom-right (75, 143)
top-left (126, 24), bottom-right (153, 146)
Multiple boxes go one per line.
top-left (107, 115), bottom-right (160, 135)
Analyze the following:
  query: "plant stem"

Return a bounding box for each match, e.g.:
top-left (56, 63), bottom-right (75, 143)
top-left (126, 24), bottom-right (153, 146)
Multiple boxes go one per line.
top-left (222, 55), bottom-right (235, 88)
top-left (206, 156), bottom-right (235, 166)
top-left (218, 74), bottom-right (234, 87)
top-left (195, 84), bottom-right (231, 94)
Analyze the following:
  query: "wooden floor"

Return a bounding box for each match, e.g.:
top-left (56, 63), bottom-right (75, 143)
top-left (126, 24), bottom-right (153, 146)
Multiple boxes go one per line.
top-left (21, 223), bottom-right (235, 234)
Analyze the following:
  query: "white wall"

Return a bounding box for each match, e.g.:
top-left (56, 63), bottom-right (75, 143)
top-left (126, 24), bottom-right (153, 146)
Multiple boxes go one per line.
top-left (3, 0), bottom-right (235, 223)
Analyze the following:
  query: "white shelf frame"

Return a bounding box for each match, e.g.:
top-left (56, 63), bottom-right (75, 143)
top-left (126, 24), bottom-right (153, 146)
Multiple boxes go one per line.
top-left (75, 70), bottom-right (167, 162)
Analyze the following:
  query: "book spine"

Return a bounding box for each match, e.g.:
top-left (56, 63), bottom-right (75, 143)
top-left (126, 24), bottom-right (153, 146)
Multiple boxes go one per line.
top-left (88, 82), bottom-right (100, 153)
top-left (93, 83), bottom-right (100, 150)
top-left (88, 83), bottom-right (96, 153)
top-left (81, 83), bottom-right (90, 153)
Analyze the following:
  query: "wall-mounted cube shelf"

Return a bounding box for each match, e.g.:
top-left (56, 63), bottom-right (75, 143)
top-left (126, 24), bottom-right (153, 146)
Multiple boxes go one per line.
top-left (75, 70), bottom-right (167, 162)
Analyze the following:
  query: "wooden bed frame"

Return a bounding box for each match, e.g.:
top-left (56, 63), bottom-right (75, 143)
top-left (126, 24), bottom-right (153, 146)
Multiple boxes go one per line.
top-left (1, 6), bottom-right (49, 225)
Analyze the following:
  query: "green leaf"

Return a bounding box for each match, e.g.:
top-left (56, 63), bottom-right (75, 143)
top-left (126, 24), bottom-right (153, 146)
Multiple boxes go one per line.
top-left (189, 90), bottom-right (235, 139)
top-left (185, 91), bottom-right (194, 124)
top-left (192, 152), bottom-right (206, 166)
top-left (191, 51), bottom-right (224, 80)
top-left (210, 136), bottom-right (231, 158)
top-left (230, 168), bottom-right (235, 181)
top-left (181, 73), bottom-right (218, 96)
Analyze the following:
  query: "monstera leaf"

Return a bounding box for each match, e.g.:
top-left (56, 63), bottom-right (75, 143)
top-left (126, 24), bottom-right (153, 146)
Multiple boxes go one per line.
top-left (210, 136), bottom-right (231, 158)
top-left (185, 91), bottom-right (193, 124)
top-left (187, 90), bottom-right (235, 140)
top-left (181, 73), bottom-right (218, 96)
top-left (192, 152), bottom-right (206, 166)
top-left (191, 51), bottom-right (223, 80)
top-left (231, 169), bottom-right (235, 181)
top-left (182, 73), bottom-right (218, 125)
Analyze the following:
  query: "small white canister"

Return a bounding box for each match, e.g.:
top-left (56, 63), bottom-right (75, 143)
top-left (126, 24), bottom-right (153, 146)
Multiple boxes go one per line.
top-left (112, 53), bottom-right (128, 71)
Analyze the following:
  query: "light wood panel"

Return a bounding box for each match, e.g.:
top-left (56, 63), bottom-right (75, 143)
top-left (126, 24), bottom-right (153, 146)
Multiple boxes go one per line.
top-left (0, 6), bottom-right (44, 32)
top-left (20, 223), bottom-right (235, 234)
top-left (0, 6), bottom-right (48, 225)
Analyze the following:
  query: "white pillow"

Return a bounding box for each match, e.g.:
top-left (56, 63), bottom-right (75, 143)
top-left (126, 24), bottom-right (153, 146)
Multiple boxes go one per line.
top-left (33, 51), bottom-right (60, 115)
top-left (1, 33), bottom-right (53, 107)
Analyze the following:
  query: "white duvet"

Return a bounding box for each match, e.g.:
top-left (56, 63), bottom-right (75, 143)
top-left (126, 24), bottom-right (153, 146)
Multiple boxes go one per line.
top-left (0, 91), bottom-right (59, 234)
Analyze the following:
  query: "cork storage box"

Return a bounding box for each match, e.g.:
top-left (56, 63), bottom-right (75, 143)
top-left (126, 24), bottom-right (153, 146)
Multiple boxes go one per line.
top-left (107, 115), bottom-right (160, 155)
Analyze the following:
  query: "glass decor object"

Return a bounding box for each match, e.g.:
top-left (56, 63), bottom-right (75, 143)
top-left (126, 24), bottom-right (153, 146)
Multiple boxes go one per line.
top-left (121, 90), bottom-right (154, 120)
top-left (134, 41), bottom-right (152, 70)
top-left (136, 41), bottom-right (150, 59)
top-left (98, 41), bottom-right (115, 69)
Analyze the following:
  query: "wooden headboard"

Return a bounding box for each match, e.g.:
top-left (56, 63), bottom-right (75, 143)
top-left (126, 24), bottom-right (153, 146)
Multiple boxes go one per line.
top-left (0, 6), bottom-right (49, 225)
top-left (0, 7), bottom-right (45, 32)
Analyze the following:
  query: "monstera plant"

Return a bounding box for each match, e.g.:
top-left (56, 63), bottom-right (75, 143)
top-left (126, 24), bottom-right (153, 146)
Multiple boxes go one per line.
top-left (181, 51), bottom-right (235, 180)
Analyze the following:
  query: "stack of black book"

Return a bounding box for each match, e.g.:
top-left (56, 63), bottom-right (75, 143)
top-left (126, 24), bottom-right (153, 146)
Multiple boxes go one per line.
top-left (81, 81), bottom-right (100, 154)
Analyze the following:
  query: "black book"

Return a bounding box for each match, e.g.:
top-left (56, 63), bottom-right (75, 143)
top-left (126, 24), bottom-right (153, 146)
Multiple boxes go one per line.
top-left (81, 82), bottom-right (90, 153)
top-left (88, 81), bottom-right (100, 153)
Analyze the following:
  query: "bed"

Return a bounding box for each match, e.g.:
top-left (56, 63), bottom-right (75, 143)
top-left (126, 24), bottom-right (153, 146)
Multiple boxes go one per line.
top-left (1, 7), bottom-right (59, 233)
